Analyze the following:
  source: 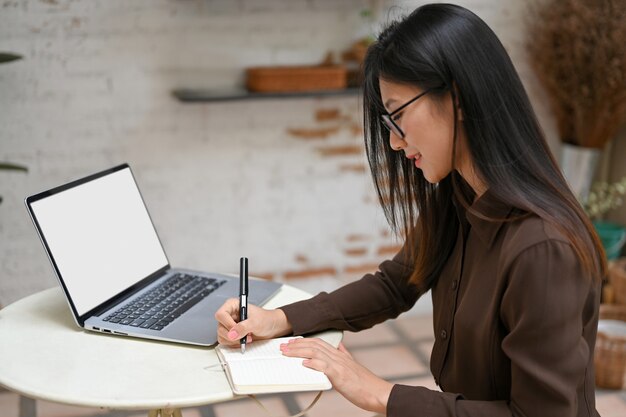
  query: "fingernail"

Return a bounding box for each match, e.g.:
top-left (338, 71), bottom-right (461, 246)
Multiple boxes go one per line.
top-left (228, 330), bottom-right (238, 340)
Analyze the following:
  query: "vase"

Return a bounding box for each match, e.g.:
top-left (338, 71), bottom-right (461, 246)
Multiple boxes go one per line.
top-left (594, 221), bottom-right (626, 260)
top-left (560, 143), bottom-right (601, 202)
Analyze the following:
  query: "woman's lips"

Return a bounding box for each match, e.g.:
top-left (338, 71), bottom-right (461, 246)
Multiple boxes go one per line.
top-left (407, 153), bottom-right (422, 168)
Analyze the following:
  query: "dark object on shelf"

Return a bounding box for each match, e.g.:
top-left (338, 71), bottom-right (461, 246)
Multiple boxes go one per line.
top-left (0, 53), bottom-right (22, 64)
top-left (246, 65), bottom-right (348, 93)
top-left (0, 162), bottom-right (28, 206)
top-left (172, 87), bottom-right (360, 103)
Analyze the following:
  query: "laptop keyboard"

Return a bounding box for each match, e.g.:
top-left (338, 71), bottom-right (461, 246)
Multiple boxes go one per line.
top-left (102, 273), bottom-right (226, 331)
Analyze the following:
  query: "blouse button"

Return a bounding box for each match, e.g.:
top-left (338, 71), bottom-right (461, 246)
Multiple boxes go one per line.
top-left (451, 280), bottom-right (458, 290)
top-left (440, 330), bottom-right (448, 339)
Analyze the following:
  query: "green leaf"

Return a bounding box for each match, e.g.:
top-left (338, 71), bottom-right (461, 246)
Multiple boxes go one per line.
top-left (0, 53), bottom-right (22, 64)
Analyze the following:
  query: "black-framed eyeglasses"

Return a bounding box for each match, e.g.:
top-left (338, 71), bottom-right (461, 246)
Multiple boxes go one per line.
top-left (381, 87), bottom-right (438, 139)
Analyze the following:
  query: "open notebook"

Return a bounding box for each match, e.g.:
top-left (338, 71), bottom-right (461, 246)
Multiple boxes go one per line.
top-left (216, 337), bottom-right (332, 395)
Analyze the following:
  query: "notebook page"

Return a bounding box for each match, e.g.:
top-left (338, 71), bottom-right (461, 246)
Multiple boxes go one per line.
top-left (227, 356), bottom-right (330, 386)
top-left (218, 337), bottom-right (299, 363)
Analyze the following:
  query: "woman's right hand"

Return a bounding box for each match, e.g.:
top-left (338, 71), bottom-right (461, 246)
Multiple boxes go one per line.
top-left (214, 298), bottom-right (293, 346)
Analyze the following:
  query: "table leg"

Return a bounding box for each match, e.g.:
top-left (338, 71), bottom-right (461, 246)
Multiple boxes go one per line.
top-left (19, 395), bottom-right (36, 417)
top-left (148, 409), bottom-right (182, 417)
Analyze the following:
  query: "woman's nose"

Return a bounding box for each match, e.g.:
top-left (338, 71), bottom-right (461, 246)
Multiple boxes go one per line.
top-left (389, 133), bottom-right (405, 151)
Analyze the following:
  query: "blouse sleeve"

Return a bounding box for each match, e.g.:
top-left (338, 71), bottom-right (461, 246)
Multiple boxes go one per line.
top-left (386, 240), bottom-right (597, 417)
top-left (279, 240), bottom-right (425, 335)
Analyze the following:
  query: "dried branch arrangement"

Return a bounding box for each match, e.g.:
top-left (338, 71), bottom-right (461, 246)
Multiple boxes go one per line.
top-left (527, 0), bottom-right (626, 149)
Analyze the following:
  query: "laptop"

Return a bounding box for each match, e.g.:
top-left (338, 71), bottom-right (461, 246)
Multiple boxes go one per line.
top-left (24, 163), bottom-right (282, 346)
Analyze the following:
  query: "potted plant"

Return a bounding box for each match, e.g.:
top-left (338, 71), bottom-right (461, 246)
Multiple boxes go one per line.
top-left (585, 177), bottom-right (626, 260)
top-left (526, 0), bottom-right (626, 202)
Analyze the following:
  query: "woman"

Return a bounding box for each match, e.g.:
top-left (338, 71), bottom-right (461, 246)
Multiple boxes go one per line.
top-left (215, 4), bottom-right (605, 416)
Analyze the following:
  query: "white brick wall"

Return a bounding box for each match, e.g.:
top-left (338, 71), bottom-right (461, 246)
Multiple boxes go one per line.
top-left (0, 0), bottom-right (560, 307)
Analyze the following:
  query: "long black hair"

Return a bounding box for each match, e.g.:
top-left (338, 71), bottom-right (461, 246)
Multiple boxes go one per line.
top-left (362, 3), bottom-right (606, 290)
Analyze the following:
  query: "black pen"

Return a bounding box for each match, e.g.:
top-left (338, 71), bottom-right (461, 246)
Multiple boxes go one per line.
top-left (239, 257), bottom-right (248, 354)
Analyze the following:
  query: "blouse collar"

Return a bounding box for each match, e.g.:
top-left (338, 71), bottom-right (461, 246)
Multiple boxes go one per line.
top-left (463, 189), bottom-right (515, 248)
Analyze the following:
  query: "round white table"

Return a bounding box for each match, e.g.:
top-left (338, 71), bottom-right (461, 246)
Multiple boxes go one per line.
top-left (0, 285), bottom-right (341, 416)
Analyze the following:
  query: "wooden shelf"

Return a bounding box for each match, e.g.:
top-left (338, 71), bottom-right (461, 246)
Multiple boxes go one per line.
top-left (172, 87), bottom-right (360, 103)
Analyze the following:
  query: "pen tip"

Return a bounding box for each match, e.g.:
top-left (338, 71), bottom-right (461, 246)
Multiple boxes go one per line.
top-left (241, 344), bottom-right (246, 354)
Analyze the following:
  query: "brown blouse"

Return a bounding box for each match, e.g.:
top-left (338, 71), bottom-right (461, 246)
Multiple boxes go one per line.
top-left (280, 191), bottom-right (601, 417)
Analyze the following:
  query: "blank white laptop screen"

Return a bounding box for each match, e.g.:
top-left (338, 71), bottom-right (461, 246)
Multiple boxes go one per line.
top-left (29, 167), bottom-right (168, 316)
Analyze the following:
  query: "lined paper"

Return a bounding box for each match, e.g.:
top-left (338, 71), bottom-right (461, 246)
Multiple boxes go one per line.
top-left (228, 357), bottom-right (329, 386)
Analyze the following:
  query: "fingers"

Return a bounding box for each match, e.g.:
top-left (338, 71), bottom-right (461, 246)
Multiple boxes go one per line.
top-left (227, 319), bottom-right (253, 342)
top-left (215, 299), bottom-right (287, 346)
top-left (280, 338), bottom-right (340, 362)
top-left (215, 298), bottom-right (264, 346)
top-left (287, 337), bottom-right (339, 356)
top-left (216, 326), bottom-right (252, 346)
top-left (215, 298), bottom-right (244, 346)
top-left (217, 325), bottom-right (234, 345)
top-left (214, 298), bottom-right (239, 329)
top-left (280, 338), bottom-right (354, 381)
top-left (302, 358), bottom-right (328, 373)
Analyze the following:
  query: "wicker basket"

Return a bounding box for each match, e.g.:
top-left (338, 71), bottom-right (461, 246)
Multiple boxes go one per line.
top-left (246, 65), bottom-right (348, 93)
top-left (595, 304), bottom-right (626, 389)
top-left (609, 258), bottom-right (626, 305)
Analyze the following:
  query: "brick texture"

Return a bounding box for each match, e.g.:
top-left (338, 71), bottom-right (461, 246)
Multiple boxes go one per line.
top-left (0, 0), bottom-right (561, 307)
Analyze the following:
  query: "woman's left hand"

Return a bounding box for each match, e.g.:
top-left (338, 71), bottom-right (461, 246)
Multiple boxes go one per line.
top-left (280, 338), bottom-right (393, 414)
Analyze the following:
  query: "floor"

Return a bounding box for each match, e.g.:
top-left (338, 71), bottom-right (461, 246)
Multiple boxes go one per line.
top-left (1, 313), bottom-right (626, 417)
